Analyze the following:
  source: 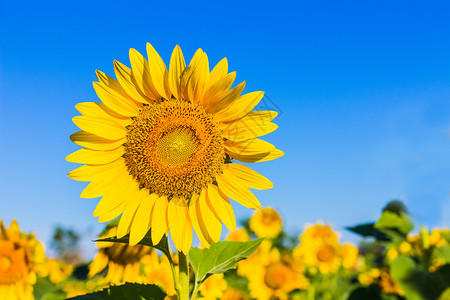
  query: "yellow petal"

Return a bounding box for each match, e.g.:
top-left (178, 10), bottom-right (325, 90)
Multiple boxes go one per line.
top-left (207, 184), bottom-right (236, 232)
top-left (210, 57), bottom-right (228, 84)
top-left (199, 189), bottom-right (221, 243)
top-left (188, 52), bottom-right (210, 105)
top-left (216, 173), bottom-right (261, 210)
top-left (114, 60), bottom-right (151, 104)
top-left (215, 91), bottom-right (264, 123)
top-left (188, 194), bottom-right (210, 247)
top-left (221, 119), bottom-right (278, 142)
top-left (203, 72), bottom-right (236, 111)
top-left (75, 102), bottom-right (131, 126)
top-left (96, 70), bottom-right (130, 99)
top-left (208, 81), bottom-right (245, 114)
top-left (117, 184), bottom-right (144, 238)
top-left (224, 164), bottom-right (273, 190)
top-left (129, 48), bottom-right (159, 100)
top-left (92, 170), bottom-right (136, 216)
top-left (168, 45), bottom-right (186, 100)
top-left (226, 148), bottom-right (285, 163)
top-left (80, 173), bottom-right (123, 199)
top-left (181, 48), bottom-right (203, 101)
top-left (168, 197), bottom-right (193, 254)
top-left (70, 131), bottom-right (125, 151)
top-left (72, 116), bottom-right (127, 140)
top-left (224, 138), bottom-right (275, 156)
top-left (97, 202), bottom-right (126, 223)
top-left (146, 43), bottom-right (171, 100)
top-left (151, 196), bottom-right (169, 245)
top-left (129, 193), bottom-right (158, 245)
top-left (93, 81), bottom-right (140, 117)
top-left (66, 147), bottom-right (124, 165)
top-left (68, 158), bottom-right (124, 182)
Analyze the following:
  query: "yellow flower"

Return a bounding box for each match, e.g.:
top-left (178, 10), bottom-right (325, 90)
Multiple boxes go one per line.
top-left (226, 228), bottom-right (249, 242)
top-left (221, 288), bottom-right (248, 300)
top-left (358, 268), bottom-right (380, 286)
top-left (340, 244), bottom-right (359, 270)
top-left (0, 220), bottom-right (46, 300)
top-left (295, 223), bottom-right (342, 274)
top-left (198, 273), bottom-right (227, 300)
top-left (44, 259), bottom-right (73, 284)
top-left (247, 249), bottom-right (308, 300)
top-left (379, 270), bottom-right (404, 296)
top-left (397, 241), bottom-right (412, 254)
top-left (249, 207), bottom-right (282, 239)
top-left (62, 278), bottom-right (107, 298)
top-left (142, 252), bottom-right (176, 296)
top-left (237, 240), bottom-right (272, 278)
top-left (299, 223), bottom-right (339, 244)
top-left (67, 43), bottom-right (283, 254)
top-left (88, 226), bottom-right (152, 284)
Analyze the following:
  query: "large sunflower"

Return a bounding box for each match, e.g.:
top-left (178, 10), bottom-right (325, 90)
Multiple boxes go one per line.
top-left (67, 43), bottom-right (283, 253)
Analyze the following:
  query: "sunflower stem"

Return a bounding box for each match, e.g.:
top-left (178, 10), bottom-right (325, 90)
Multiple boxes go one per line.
top-left (178, 251), bottom-right (189, 300)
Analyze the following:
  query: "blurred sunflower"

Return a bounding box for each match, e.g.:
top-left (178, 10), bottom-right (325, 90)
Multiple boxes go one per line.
top-left (340, 244), bottom-right (359, 270)
top-left (0, 220), bottom-right (46, 300)
top-left (142, 251), bottom-right (176, 295)
top-left (88, 226), bottom-right (152, 284)
top-left (294, 223), bottom-right (342, 274)
top-left (226, 228), bottom-right (249, 242)
top-left (198, 273), bottom-right (227, 300)
top-left (249, 207), bottom-right (282, 239)
top-left (44, 258), bottom-right (73, 284)
top-left (247, 249), bottom-right (308, 300)
top-left (221, 288), bottom-right (248, 300)
top-left (67, 43), bottom-right (283, 253)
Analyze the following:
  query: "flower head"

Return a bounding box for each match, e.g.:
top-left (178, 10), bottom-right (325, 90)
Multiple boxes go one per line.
top-left (0, 220), bottom-right (46, 300)
top-left (249, 207), bottom-right (282, 239)
top-left (67, 43), bottom-right (282, 253)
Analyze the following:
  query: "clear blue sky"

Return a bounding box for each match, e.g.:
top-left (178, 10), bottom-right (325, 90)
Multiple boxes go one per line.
top-left (1, 0), bottom-right (449, 258)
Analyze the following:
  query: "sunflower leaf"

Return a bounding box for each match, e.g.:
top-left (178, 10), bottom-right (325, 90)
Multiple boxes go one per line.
top-left (95, 232), bottom-right (172, 261)
top-left (66, 283), bottom-right (166, 300)
top-left (189, 239), bottom-right (263, 283)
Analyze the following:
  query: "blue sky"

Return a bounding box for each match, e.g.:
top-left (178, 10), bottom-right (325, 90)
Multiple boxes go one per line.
top-left (1, 0), bottom-right (449, 258)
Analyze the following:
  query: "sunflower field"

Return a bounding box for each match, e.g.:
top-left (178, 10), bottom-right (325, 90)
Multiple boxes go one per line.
top-left (1, 200), bottom-right (449, 300)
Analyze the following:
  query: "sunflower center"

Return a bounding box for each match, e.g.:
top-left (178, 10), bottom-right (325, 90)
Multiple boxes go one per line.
top-left (0, 242), bottom-right (28, 284)
top-left (124, 100), bottom-right (225, 199)
top-left (264, 262), bottom-right (292, 289)
top-left (317, 245), bottom-right (334, 262)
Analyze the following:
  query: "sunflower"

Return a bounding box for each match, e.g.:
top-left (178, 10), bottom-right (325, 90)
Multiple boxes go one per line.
top-left (198, 273), bottom-right (228, 300)
top-left (141, 251), bottom-right (176, 295)
top-left (67, 43), bottom-right (283, 253)
top-left (249, 207), bottom-right (282, 239)
top-left (88, 226), bottom-right (152, 284)
top-left (246, 249), bottom-right (309, 300)
top-left (0, 220), bottom-right (46, 300)
top-left (226, 228), bottom-right (249, 242)
top-left (221, 288), bottom-right (248, 300)
top-left (44, 259), bottom-right (73, 284)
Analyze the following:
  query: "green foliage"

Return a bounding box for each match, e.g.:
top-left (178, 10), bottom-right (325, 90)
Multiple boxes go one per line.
top-left (95, 232), bottom-right (172, 261)
top-left (434, 246), bottom-right (450, 263)
top-left (390, 256), bottom-right (450, 300)
top-left (347, 223), bottom-right (393, 242)
top-left (189, 239), bottom-right (263, 284)
top-left (375, 210), bottom-right (414, 238)
top-left (66, 283), bottom-right (166, 300)
top-left (33, 277), bottom-right (66, 300)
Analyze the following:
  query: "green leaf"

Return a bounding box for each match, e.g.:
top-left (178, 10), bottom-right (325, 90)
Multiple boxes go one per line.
top-left (189, 239), bottom-right (263, 283)
top-left (66, 283), bottom-right (166, 300)
top-left (375, 210), bottom-right (414, 237)
top-left (346, 223), bottom-right (393, 242)
top-left (347, 285), bottom-right (382, 300)
top-left (391, 257), bottom-right (450, 300)
top-left (434, 246), bottom-right (450, 263)
top-left (95, 232), bottom-right (171, 260)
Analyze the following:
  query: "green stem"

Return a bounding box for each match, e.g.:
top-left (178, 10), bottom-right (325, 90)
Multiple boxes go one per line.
top-left (178, 251), bottom-right (189, 300)
top-left (191, 281), bottom-right (199, 300)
